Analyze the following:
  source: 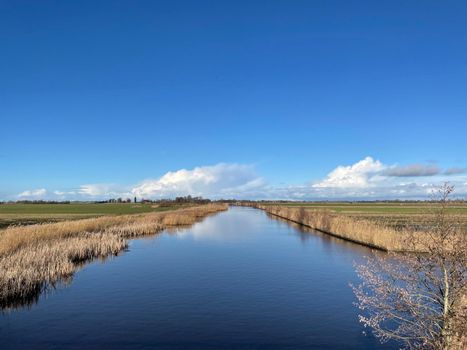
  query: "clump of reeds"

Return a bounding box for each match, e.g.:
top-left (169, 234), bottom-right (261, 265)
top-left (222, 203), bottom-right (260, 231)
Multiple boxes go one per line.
top-left (0, 204), bottom-right (227, 308)
top-left (0, 233), bottom-right (126, 308)
top-left (257, 205), bottom-right (425, 251)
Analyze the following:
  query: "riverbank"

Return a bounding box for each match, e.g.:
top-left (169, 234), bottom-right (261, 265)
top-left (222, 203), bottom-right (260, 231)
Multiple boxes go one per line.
top-left (253, 205), bottom-right (419, 251)
top-left (0, 202), bottom-right (197, 229)
top-left (0, 206), bottom-right (397, 349)
top-left (0, 204), bottom-right (227, 308)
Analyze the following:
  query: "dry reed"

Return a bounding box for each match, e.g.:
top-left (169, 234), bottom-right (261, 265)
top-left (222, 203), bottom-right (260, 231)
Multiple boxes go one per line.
top-left (257, 205), bottom-right (425, 251)
top-left (0, 204), bottom-right (227, 308)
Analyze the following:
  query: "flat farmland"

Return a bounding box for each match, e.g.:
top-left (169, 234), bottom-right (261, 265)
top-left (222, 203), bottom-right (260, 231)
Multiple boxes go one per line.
top-left (0, 203), bottom-right (187, 229)
top-left (260, 202), bottom-right (467, 231)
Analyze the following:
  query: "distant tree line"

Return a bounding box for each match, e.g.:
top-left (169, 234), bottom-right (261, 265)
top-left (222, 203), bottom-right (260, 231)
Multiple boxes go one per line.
top-left (1, 198), bottom-right (466, 206)
top-left (0, 196), bottom-right (214, 205)
top-left (140, 196), bottom-right (212, 206)
top-left (0, 200), bottom-right (72, 205)
top-left (95, 198), bottom-right (133, 204)
top-left (95, 195), bottom-right (212, 205)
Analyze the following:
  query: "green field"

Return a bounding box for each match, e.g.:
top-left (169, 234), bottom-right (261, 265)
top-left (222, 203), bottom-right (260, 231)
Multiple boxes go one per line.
top-left (0, 203), bottom-right (187, 229)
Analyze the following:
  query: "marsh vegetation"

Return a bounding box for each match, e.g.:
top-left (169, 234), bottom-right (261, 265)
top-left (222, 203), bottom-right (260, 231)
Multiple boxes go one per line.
top-left (0, 206), bottom-right (396, 349)
top-left (247, 187), bottom-right (467, 349)
top-left (353, 186), bottom-right (466, 349)
top-left (0, 204), bottom-right (227, 308)
top-left (251, 201), bottom-right (466, 252)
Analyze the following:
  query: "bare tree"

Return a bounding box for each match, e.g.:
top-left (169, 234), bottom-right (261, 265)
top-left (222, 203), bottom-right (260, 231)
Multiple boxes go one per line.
top-left (352, 184), bottom-right (466, 349)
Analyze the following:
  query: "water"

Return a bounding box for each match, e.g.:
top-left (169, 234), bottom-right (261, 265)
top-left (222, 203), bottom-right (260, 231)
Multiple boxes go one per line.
top-left (0, 207), bottom-right (397, 349)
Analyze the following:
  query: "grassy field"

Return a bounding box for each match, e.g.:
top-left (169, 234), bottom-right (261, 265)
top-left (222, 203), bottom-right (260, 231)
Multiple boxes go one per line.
top-left (0, 203), bottom-right (191, 229)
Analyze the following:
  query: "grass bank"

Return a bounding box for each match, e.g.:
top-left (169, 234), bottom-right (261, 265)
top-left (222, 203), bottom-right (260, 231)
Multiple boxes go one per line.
top-left (0, 204), bottom-right (227, 308)
top-left (254, 204), bottom-right (421, 251)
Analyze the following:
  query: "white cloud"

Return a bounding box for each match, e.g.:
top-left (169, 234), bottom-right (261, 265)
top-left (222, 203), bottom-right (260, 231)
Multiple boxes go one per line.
top-left (268, 157), bottom-right (467, 200)
top-left (18, 188), bottom-right (47, 198)
top-left (78, 184), bottom-right (130, 198)
top-left (53, 190), bottom-right (77, 196)
top-left (79, 184), bottom-right (111, 196)
top-left (310, 158), bottom-right (467, 199)
top-left (13, 159), bottom-right (467, 201)
top-left (131, 163), bottom-right (265, 199)
top-left (312, 156), bottom-right (384, 188)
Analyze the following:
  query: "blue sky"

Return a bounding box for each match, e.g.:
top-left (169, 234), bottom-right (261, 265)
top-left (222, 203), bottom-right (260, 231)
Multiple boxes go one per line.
top-left (1, 1), bottom-right (466, 200)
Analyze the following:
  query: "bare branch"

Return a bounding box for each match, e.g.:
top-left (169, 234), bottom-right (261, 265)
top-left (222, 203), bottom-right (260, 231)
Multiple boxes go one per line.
top-left (352, 184), bottom-right (467, 349)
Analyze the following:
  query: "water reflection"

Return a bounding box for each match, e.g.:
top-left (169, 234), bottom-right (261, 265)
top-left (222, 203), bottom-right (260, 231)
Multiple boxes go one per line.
top-left (0, 206), bottom-right (395, 349)
top-left (177, 207), bottom-right (266, 241)
top-left (268, 211), bottom-right (381, 256)
top-left (0, 252), bottom-right (129, 312)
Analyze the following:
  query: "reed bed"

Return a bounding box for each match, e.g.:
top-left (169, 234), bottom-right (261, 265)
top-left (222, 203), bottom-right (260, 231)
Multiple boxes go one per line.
top-left (0, 204), bottom-right (227, 308)
top-left (256, 205), bottom-right (424, 251)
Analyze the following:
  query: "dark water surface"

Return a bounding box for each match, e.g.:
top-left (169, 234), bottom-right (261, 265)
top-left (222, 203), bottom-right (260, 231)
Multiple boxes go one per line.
top-left (1, 207), bottom-right (397, 349)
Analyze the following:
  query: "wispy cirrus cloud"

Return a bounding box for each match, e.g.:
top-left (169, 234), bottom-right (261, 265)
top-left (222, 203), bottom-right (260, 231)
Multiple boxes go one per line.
top-left (78, 184), bottom-right (129, 197)
top-left (53, 190), bottom-right (78, 197)
top-left (18, 188), bottom-right (47, 198)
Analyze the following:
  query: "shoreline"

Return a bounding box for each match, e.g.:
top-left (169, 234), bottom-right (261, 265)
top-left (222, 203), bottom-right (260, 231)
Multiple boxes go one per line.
top-left (249, 204), bottom-right (423, 252)
top-left (0, 204), bottom-right (227, 308)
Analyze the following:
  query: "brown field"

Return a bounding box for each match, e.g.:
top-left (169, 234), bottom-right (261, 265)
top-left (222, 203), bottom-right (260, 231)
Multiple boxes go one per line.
top-left (0, 204), bottom-right (227, 308)
top-left (253, 201), bottom-right (467, 231)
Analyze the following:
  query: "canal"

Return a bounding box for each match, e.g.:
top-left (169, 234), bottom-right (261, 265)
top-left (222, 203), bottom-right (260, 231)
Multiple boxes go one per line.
top-left (0, 206), bottom-right (396, 349)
